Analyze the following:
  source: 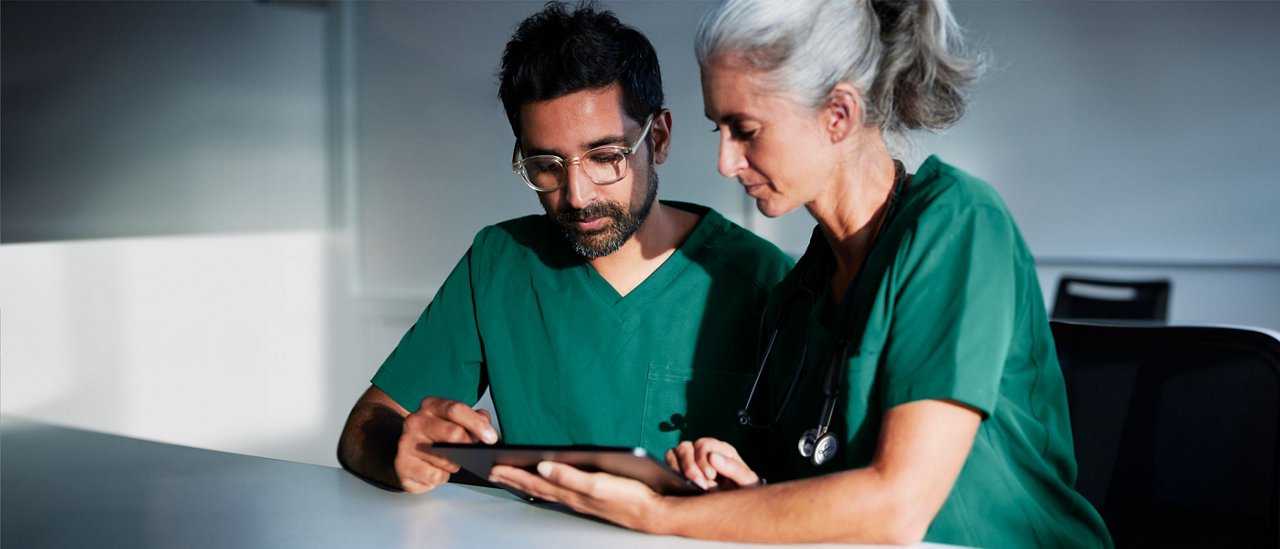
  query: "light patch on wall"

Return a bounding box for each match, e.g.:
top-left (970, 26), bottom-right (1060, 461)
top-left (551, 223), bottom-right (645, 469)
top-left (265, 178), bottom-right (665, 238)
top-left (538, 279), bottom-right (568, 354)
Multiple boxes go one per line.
top-left (1, 231), bottom-right (329, 459)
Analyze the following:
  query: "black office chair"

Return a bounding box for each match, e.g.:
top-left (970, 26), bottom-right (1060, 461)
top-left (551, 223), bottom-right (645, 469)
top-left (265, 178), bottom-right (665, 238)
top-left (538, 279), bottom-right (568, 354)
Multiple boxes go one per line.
top-left (1051, 276), bottom-right (1172, 322)
top-left (1051, 321), bottom-right (1280, 548)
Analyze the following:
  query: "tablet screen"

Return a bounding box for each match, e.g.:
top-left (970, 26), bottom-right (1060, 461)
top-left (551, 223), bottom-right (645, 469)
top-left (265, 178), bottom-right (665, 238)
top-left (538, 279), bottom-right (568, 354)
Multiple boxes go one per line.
top-left (428, 443), bottom-right (705, 498)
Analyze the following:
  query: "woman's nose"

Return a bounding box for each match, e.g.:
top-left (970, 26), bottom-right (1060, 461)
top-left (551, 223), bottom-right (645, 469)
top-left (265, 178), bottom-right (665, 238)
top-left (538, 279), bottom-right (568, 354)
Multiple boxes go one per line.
top-left (717, 136), bottom-right (747, 178)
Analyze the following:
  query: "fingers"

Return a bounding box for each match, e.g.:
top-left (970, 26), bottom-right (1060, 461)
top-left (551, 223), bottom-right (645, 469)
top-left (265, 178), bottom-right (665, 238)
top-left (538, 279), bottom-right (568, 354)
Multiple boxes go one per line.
top-left (394, 397), bottom-right (498, 494)
top-left (419, 398), bottom-right (499, 444)
top-left (668, 438), bottom-right (761, 491)
top-left (395, 433), bottom-right (454, 493)
top-left (489, 464), bottom-right (573, 505)
top-left (671, 440), bottom-right (715, 490)
top-left (476, 408), bottom-right (495, 437)
top-left (490, 462), bottom-right (666, 532)
top-left (691, 438), bottom-right (759, 488)
top-left (709, 451), bottom-right (760, 487)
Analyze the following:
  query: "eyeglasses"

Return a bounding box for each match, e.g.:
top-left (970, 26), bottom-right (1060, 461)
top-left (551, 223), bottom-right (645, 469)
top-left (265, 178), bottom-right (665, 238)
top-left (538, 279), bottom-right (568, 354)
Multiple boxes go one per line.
top-left (511, 114), bottom-right (655, 192)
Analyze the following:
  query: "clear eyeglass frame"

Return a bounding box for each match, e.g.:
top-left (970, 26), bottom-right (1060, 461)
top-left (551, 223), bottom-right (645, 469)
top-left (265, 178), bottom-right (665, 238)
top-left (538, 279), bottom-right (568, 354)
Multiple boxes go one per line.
top-left (511, 114), bottom-right (655, 192)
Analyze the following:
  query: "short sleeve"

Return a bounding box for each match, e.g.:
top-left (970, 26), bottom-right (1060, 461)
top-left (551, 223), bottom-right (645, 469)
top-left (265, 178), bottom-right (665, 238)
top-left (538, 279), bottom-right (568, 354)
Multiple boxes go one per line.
top-left (371, 244), bottom-right (487, 412)
top-left (879, 203), bottom-right (1018, 416)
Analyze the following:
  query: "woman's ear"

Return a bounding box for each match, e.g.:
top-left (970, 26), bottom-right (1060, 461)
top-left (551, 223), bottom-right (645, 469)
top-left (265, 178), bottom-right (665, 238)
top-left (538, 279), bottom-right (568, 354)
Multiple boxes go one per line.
top-left (650, 109), bottom-right (673, 165)
top-left (824, 83), bottom-right (863, 143)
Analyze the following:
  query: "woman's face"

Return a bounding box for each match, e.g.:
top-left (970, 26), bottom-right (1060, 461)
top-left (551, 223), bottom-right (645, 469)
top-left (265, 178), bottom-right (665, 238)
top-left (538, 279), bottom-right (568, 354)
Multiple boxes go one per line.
top-left (701, 61), bottom-right (834, 218)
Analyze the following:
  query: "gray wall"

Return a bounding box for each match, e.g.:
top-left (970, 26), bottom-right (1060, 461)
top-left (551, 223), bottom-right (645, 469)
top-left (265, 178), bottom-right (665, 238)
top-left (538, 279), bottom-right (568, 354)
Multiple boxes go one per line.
top-left (343, 0), bottom-right (1280, 327)
top-left (3, 0), bottom-right (1278, 465)
top-left (1, 0), bottom-right (328, 242)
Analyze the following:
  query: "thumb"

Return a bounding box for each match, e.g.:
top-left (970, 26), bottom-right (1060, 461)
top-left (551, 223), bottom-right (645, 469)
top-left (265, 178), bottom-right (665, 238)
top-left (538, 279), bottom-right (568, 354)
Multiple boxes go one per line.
top-left (475, 409), bottom-right (498, 443)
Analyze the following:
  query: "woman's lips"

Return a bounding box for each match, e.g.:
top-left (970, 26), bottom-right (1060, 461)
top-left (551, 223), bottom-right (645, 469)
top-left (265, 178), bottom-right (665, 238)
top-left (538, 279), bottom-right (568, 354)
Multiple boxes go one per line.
top-left (742, 181), bottom-right (768, 198)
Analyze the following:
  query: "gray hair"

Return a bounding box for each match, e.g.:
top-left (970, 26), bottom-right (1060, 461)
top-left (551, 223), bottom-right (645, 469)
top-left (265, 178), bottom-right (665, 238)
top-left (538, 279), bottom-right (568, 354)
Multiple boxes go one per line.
top-left (695, 0), bottom-right (983, 139)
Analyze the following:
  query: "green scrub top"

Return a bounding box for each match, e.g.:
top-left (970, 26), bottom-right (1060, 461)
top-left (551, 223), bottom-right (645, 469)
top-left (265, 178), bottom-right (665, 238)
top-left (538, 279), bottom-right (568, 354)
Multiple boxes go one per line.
top-left (753, 157), bottom-right (1112, 548)
top-left (372, 201), bottom-right (793, 459)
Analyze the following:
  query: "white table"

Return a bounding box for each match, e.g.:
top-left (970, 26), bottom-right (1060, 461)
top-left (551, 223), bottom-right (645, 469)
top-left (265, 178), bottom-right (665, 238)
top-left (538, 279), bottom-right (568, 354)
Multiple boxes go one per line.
top-left (1, 417), bottom-right (952, 548)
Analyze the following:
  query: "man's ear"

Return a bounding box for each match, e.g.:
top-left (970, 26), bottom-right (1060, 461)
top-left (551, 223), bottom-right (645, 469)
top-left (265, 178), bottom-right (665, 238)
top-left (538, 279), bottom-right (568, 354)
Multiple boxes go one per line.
top-left (825, 83), bottom-right (863, 143)
top-left (650, 109), bottom-right (673, 165)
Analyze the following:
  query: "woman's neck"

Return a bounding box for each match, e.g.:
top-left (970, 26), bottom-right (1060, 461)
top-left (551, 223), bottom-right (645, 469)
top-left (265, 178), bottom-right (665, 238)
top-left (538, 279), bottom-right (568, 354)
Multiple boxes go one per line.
top-left (805, 138), bottom-right (897, 303)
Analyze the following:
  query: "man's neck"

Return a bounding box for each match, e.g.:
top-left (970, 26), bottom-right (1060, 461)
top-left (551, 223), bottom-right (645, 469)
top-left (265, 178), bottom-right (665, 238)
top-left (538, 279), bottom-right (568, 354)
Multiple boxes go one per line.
top-left (586, 201), bottom-right (700, 297)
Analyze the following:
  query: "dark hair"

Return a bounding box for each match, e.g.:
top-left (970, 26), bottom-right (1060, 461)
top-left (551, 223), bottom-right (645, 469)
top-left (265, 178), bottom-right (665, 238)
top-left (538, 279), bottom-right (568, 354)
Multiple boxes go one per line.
top-left (498, 1), bottom-right (664, 138)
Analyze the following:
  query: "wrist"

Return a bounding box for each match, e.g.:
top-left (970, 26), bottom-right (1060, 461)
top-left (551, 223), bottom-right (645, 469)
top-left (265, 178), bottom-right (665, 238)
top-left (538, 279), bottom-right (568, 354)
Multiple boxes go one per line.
top-left (645, 494), bottom-right (688, 537)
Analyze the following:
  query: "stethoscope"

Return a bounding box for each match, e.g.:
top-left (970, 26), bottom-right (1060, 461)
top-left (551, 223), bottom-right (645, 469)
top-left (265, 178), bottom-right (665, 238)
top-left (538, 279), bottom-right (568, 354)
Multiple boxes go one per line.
top-left (737, 163), bottom-right (907, 467)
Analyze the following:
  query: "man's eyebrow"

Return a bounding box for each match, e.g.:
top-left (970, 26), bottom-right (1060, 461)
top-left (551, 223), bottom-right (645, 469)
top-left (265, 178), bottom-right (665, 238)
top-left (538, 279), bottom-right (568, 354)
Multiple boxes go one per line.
top-left (525, 133), bottom-right (627, 158)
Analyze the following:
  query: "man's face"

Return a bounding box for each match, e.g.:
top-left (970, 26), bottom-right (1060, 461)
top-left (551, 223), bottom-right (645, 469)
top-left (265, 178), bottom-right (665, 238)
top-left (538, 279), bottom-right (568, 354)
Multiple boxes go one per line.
top-left (518, 84), bottom-right (669, 258)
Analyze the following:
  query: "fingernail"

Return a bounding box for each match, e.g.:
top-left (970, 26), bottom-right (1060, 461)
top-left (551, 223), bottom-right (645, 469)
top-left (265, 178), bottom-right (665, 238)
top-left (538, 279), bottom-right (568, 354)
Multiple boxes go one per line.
top-left (536, 461), bottom-right (553, 477)
top-left (704, 466), bottom-right (716, 479)
top-left (488, 474), bottom-right (501, 484)
top-left (482, 430), bottom-right (498, 444)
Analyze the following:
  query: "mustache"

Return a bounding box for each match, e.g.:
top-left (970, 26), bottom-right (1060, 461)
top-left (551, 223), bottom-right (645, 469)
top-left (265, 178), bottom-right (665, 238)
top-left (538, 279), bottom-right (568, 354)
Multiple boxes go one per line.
top-left (555, 201), bottom-right (623, 224)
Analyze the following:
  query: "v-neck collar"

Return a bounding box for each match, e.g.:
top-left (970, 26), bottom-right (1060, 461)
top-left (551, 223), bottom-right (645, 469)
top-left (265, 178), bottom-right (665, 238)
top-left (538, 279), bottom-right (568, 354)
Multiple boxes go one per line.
top-left (578, 201), bottom-right (720, 319)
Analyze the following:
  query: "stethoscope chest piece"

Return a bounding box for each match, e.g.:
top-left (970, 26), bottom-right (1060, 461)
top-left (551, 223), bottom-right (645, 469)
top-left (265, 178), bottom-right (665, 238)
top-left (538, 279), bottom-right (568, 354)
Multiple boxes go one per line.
top-left (798, 427), bottom-right (839, 466)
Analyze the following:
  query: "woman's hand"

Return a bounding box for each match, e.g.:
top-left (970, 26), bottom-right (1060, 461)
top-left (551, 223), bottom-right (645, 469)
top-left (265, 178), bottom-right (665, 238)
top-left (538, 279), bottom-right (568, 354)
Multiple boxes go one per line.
top-left (664, 438), bottom-right (760, 491)
top-left (488, 462), bottom-right (671, 533)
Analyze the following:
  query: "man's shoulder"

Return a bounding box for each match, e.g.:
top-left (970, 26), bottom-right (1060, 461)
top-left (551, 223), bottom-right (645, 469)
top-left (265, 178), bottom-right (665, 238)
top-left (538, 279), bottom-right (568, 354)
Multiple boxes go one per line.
top-left (472, 214), bottom-right (557, 251)
top-left (670, 201), bottom-right (794, 290)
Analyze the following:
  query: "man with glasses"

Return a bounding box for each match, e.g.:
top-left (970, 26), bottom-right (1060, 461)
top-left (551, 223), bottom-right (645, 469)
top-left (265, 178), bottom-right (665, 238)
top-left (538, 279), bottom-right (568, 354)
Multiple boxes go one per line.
top-left (337, 1), bottom-right (792, 494)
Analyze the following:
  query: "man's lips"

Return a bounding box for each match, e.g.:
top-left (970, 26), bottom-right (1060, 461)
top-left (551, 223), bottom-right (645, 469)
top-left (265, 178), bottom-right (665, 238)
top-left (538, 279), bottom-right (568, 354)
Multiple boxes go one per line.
top-left (572, 216), bottom-right (607, 231)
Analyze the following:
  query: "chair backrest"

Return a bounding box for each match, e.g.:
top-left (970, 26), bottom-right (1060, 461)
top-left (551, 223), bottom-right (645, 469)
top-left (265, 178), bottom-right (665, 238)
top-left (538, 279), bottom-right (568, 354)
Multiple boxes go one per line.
top-left (1051, 276), bottom-right (1172, 322)
top-left (1051, 321), bottom-right (1280, 547)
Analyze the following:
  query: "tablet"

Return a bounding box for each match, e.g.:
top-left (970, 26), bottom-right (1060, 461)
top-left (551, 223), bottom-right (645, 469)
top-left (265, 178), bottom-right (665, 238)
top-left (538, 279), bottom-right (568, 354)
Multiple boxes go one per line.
top-left (428, 443), bottom-right (706, 498)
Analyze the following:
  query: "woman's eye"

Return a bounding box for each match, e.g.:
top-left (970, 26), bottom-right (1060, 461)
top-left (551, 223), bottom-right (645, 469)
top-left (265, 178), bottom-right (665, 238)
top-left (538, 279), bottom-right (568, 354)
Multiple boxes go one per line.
top-left (730, 127), bottom-right (758, 141)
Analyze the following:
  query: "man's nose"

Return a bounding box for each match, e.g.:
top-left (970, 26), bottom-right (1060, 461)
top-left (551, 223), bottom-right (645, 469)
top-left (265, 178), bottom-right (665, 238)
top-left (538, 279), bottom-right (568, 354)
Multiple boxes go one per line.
top-left (563, 161), bottom-right (597, 210)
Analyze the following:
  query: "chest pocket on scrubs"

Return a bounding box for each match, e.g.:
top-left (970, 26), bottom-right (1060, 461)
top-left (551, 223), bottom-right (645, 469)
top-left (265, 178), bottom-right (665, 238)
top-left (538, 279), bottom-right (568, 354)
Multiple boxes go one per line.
top-left (640, 361), bottom-right (753, 455)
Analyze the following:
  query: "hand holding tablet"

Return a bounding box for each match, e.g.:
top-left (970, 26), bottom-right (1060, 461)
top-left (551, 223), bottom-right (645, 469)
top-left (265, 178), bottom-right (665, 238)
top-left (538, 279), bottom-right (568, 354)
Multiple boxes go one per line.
top-left (427, 443), bottom-right (706, 500)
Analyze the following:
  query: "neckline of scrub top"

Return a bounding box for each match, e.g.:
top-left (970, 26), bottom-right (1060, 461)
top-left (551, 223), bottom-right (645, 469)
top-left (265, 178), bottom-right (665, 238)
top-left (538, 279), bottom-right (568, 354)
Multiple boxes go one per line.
top-left (578, 201), bottom-right (721, 320)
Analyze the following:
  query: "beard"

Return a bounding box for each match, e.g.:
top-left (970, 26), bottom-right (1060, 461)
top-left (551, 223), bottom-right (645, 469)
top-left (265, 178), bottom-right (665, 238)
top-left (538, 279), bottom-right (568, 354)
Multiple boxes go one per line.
top-left (553, 169), bottom-right (659, 259)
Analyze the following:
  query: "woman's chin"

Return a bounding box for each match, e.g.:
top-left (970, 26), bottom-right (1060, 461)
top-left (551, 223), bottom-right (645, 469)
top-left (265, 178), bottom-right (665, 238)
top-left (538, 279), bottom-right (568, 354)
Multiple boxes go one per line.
top-left (753, 198), bottom-right (797, 219)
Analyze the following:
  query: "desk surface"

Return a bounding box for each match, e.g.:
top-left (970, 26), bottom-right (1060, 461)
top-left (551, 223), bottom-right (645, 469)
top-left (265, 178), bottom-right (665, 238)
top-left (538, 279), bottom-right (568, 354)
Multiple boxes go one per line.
top-left (1, 417), bottom-right (949, 548)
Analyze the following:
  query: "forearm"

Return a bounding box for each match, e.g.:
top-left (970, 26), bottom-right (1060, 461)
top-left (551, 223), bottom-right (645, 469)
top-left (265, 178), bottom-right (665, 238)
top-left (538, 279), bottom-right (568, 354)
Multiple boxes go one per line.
top-left (659, 466), bottom-right (930, 545)
top-left (657, 402), bottom-right (979, 544)
top-left (337, 401), bottom-right (406, 490)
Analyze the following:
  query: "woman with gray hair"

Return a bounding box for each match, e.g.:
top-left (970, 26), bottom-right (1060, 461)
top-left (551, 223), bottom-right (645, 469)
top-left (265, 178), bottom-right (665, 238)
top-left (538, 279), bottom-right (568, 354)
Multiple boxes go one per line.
top-left (489, 1), bottom-right (1112, 545)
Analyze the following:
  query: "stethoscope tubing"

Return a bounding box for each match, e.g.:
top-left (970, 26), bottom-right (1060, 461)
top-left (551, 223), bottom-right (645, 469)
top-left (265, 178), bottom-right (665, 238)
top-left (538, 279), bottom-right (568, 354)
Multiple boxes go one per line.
top-left (737, 163), bottom-right (907, 466)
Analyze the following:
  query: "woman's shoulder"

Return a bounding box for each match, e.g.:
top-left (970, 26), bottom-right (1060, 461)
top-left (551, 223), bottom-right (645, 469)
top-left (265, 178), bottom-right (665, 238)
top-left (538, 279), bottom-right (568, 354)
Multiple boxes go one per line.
top-left (903, 155), bottom-right (1008, 215)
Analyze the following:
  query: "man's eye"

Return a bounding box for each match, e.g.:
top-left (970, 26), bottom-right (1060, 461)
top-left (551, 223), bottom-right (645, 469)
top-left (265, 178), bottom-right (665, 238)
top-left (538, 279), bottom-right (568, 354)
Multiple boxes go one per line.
top-left (528, 160), bottom-right (560, 173)
top-left (587, 151), bottom-right (625, 164)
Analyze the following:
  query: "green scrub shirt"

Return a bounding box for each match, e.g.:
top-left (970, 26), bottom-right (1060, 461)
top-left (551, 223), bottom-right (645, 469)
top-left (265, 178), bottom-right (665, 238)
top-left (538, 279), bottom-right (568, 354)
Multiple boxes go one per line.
top-left (372, 201), bottom-right (793, 459)
top-left (755, 157), bottom-right (1112, 548)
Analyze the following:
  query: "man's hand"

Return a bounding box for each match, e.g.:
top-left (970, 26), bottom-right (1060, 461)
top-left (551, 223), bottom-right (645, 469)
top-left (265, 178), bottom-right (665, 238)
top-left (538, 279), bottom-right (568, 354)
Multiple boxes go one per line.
top-left (395, 397), bottom-right (499, 494)
top-left (664, 438), bottom-right (760, 491)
